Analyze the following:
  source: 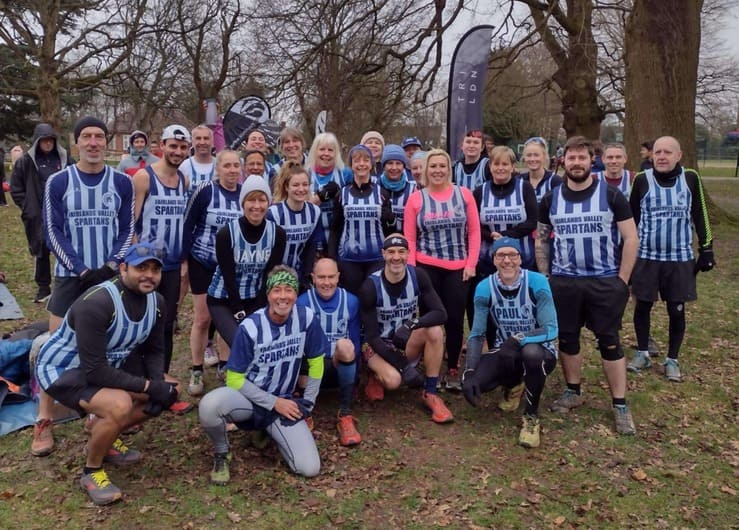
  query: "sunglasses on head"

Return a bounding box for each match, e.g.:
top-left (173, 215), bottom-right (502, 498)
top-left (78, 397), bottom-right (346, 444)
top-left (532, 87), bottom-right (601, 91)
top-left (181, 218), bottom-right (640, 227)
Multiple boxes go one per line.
top-left (132, 246), bottom-right (165, 259)
top-left (525, 136), bottom-right (547, 147)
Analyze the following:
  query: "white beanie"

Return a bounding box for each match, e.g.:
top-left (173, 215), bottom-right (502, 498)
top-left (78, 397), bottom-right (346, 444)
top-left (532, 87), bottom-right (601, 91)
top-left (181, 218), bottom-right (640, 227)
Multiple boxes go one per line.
top-left (239, 174), bottom-right (272, 206)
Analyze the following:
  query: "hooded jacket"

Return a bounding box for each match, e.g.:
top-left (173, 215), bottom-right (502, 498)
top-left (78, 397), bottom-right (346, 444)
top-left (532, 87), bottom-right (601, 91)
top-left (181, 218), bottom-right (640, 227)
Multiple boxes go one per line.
top-left (10, 123), bottom-right (72, 256)
top-left (117, 130), bottom-right (160, 177)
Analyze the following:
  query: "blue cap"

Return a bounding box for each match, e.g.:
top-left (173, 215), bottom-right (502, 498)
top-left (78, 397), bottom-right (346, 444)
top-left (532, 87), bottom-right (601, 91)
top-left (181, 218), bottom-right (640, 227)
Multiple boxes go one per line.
top-left (381, 144), bottom-right (407, 167)
top-left (401, 136), bottom-right (422, 149)
top-left (492, 237), bottom-right (522, 255)
top-left (123, 242), bottom-right (165, 266)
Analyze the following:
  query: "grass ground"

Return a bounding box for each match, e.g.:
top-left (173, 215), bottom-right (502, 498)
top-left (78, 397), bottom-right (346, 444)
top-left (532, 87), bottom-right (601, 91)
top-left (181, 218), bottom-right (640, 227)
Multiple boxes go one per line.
top-left (0, 182), bottom-right (737, 529)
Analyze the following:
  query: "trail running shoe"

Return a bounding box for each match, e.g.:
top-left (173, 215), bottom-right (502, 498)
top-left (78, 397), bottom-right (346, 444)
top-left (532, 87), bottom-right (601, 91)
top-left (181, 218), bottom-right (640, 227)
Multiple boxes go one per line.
top-left (549, 389), bottom-right (584, 413)
top-left (336, 414), bottom-right (361, 446)
top-left (365, 373), bottom-right (384, 402)
top-left (33, 287), bottom-right (51, 304)
top-left (80, 469), bottom-right (122, 505)
top-left (613, 404), bottom-right (636, 435)
top-left (169, 400), bottom-right (194, 414)
top-left (664, 358), bottom-right (682, 383)
top-left (204, 344), bottom-right (219, 367)
top-left (422, 391), bottom-right (454, 424)
top-left (519, 415), bottom-right (540, 448)
top-left (499, 382), bottom-right (525, 412)
top-left (102, 438), bottom-right (142, 466)
top-left (188, 370), bottom-right (204, 396)
top-left (31, 419), bottom-right (54, 457)
top-left (445, 368), bottom-right (462, 392)
top-left (627, 351), bottom-right (651, 373)
top-left (210, 452), bottom-right (231, 485)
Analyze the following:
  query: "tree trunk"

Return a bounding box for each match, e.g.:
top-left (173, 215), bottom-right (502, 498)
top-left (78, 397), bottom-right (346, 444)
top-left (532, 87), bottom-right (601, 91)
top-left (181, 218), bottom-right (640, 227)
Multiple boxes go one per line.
top-left (624, 0), bottom-right (703, 169)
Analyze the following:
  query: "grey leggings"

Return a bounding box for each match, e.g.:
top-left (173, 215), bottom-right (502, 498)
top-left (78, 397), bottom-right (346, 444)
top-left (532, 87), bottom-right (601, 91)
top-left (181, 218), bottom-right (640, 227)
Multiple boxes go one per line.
top-left (199, 386), bottom-right (320, 477)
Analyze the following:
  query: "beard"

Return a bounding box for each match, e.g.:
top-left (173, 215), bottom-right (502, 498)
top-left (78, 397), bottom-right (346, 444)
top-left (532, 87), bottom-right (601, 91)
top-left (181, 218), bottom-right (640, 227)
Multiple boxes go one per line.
top-left (565, 165), bottom-right (591, 183)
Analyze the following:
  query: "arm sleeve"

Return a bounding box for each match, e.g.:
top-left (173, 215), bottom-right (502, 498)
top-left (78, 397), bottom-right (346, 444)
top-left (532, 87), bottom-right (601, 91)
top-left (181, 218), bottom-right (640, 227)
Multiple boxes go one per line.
top-left (215, 225), bottom-right (242, 313)
top-left (685, 169), bottom-right (713, 248)
top-left (108, 173), bottom-right (135, 263)
top-left (380, 188), bottom-right (396, 235)
top-left (71, 288), bottom-right (147, 392)
top-left (402, 191), bottom-right (421, 265)
top-left (501, 182), bottom-right (538, 238)
top-left (139, 294), bottom-right (167, 380)
top-left (182, 183), bottom-right (210, 259)
top-left (518, 273), bottom-right (558, 346)
top-left (416, 268), bottom-right (448, 327)
top-left (44, 171), bottom-right (89, 275)
top-left (462, 187), bottom-right (481, 269)
top-left (628, 173), bottom-right (648, 227)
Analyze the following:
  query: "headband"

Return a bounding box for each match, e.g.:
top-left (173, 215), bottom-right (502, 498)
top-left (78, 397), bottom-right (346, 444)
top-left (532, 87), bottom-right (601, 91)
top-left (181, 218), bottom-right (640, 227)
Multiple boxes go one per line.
top-left (266, 270), bottom-right (299, 292)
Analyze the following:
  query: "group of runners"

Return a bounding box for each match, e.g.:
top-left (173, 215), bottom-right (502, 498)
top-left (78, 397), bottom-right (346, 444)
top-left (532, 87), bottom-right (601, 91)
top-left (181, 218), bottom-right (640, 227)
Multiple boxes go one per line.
top-left (11, 115), bottom-right (714, 506)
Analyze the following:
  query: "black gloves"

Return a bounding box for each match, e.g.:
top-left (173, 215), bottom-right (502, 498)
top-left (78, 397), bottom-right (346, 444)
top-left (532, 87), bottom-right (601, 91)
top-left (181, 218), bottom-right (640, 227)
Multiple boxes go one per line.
top-left (145, 380), bottom-right (178, 412)
top-left (391, 318), bottom-right (420, 350)
top-left (79, 266), bottom-right (117, 291)
top-left (695, 246), bottom-right (715, 273)
top-left (461, 369), bottom-right (481, 407)
top-left (496, 341), bottom-right (520, 376)
top-left (316, 181), bottom-right (340, 202)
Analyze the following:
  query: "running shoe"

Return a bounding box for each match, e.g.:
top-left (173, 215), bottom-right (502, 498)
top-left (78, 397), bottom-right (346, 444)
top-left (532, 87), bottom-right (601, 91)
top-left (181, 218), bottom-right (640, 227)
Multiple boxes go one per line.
top-left (210, 452), bottom-right (231, 485)
top-left (613, 404), bottom-right (636, 435)
top-left (627, 351), bottom-right (651, 373)
top-left (204, 343), bottom-right (219, 367)
top-left (549, 389), bottom-right (584, 413)
top-left (519, 415), bottom-right (540, 448)
top-left (103, 438), bottom-right (142, 466)
top-left (664, 358), bottom-right (682, 383)
top-left (336, 414), bottom-right (361, 446)
top-left (422, 391), bottom-right (454, 424)
top-left (188, 369), bottom-right (204, 396)
top-left (364, 373), bottom-right (384, 402)
top-left (80, 469), bottom-right (122, 505)
top-left (445, 368), bottom-right (462, 392)
top-left (33, 287), bottom-right (51, 304)
top-left (31, 419), bottom-right (54, 456)
top-left (169, 400), bottom-right (194, 414)
top-left (499, 382), bottom-right (525, 412)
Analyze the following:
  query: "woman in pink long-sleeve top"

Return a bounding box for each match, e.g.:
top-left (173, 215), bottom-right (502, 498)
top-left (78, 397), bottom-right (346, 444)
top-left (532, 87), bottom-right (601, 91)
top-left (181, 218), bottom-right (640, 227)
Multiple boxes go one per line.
top-left (403, 148), bottom-right (481, 390)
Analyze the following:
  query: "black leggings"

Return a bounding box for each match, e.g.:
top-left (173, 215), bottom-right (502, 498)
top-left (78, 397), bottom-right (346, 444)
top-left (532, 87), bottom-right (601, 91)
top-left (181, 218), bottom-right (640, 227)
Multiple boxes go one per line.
top-left (158, 268), bottom-right (181, 373)
top-left (634, 299), bottom-right (686, 359)
top-left (472, 343), bottom-right (556, 416)
top-left (417, 264), bottom-right (469, 370)
top-left (207, 297), bottom-right (261, 348)
top-left (338, 260), bottom-right (383, 296)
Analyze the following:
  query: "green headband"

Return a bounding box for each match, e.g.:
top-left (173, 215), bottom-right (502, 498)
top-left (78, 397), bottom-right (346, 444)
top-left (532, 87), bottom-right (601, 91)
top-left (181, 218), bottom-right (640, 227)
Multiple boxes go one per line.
top-left (266, 270), bottom-right (299, 293)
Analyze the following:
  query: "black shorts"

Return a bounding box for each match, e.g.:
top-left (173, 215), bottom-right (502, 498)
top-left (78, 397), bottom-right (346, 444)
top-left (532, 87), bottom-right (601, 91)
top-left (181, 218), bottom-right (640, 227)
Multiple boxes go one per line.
top-left (550, 275), bottom-right (630, 342)
top-left (630, 259), bottom-right (696, 302)
top-left (188, 255), bottom-right (216, 295)
top-left (47, 276), bottom-right (85, 317)
top-left (45, 355), bottom-right (145, 417)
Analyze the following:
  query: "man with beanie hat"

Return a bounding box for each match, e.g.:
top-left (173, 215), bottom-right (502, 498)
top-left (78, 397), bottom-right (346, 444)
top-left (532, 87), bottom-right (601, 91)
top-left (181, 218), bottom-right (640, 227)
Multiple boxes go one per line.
top-left (11, 123), bottom-right (74, 303)
top-left (117, 130), bottom-right (159, 177)
top-left (360, 130), bottom-right (385, 177)
top-left (37, 115), bottom-right (135, 456)
top-left (379, 144), bottom-right (416, 231)
top-left (132, 124), bottom-right (192, 414)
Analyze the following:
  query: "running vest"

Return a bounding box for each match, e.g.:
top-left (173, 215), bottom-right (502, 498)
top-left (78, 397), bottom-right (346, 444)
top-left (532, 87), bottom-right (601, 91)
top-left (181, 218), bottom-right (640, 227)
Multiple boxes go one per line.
top-left (35, 282), bottom-right (157, 389)
top-left (185, 157), bottom-right (215, 195)
top-left (416, 186), bottom-right (468, 261)
top-left (136, 167), bottom-right (187, 271)
top-left (454, 157), bottom-right (489, 191)
top-left (548, 179), bottom-right (621, 277)
top-left (522, 170), bottom-right (558, 203)
top-left (240, 305), bottom-right (316, 397)
top-left (386, 180), bottom-right (416, 231)
top-left (267, 201), bottom-right (321, 273)
top-left (369, 266), bottom-right (419, 339)
top-left (189, 182), bottom-right (242, 269)
top-left (478, 178), bottom-right (534, 267)
top-left (304, 288), bottom-right (351, 357)
top-left (488, 271), bottom-right (555, 355)
top-left (637, 169), bottom-right (694, 262)
top-left (208, 219), bottom-right (276, 300)
top-left (594, 170), bottom-right (632, 199)
top-left (53, 165), bottom-right (123, 277)
top-left (309, 168), bottom-right (345, 245)
top-left (338, 184), bottom-right (384, 262)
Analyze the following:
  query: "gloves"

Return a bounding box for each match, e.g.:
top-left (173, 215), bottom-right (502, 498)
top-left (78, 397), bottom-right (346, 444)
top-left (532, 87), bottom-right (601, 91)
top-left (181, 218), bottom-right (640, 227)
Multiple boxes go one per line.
top-left (695, 246), bottom-right (715, 273)
top-left (143, 400), bottom-right (164, 417)
top-left (461, 369), bottom-right (481, 407)
top-left (391, 318), bottom-right (420, 350)
top-left (145, 380), bottom-right (178, 410)
top-left (79, 266), bottom-right (117, 291)
top-left (496, 342), bottom-right (519, 376)
top-left (316, 181), bottom-right (340, 202)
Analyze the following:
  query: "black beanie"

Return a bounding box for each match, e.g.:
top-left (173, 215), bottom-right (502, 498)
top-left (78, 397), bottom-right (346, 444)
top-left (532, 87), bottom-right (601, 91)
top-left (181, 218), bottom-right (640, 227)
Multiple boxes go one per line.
top-left (74, 116), bottom-right (108, 143)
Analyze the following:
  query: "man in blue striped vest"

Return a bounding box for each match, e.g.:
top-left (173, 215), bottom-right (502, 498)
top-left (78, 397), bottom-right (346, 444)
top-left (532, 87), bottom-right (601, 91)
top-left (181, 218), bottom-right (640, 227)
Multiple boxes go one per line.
top-left (536, 136), bottom-right (639, 436)
top-left (627, 136), bottom-right (714, 382)
top-left (34, 242), bottom-right (180, 505)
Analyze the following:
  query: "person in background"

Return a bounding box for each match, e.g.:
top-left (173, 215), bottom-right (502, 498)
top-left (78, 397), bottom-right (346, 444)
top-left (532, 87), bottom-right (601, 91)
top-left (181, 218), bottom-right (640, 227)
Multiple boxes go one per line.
top-left (360, 130), bottom-right (385, 177)
top-left (519, 137), bottom-right (563, 204)
top-left (378, 144), bottom-right (416, 232)
top-left (117, 131), bottom-right (159, 178)
top-left (179, 125), bottom-right (216, 195)
top-left (401, 136), bottom-right (423, 170)
top-left (306, 132), bottom-right (347, 248)
top-left (453, 130), bottom-right (488, 191)
top-left (409, 151), bottom-right (426, 184)
top-left (277, 127), bottom-right (307, 168)
top-left (639, 140), bottom-right (654, 171)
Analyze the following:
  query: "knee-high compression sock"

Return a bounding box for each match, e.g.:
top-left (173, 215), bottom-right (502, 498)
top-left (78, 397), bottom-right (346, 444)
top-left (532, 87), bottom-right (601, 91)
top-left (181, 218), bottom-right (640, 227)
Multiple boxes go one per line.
top-left (337, 360), bottom-right (357, 415)
top-left (666, 301), bottom-right (686, 360)
top-left (633, 299), bottom-right (654, 352)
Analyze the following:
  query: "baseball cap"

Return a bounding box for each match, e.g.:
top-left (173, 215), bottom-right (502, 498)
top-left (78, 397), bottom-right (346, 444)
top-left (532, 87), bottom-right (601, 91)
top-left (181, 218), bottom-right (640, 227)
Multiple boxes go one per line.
top-left (401, 136), bottom-right (422, 149)
top-left (123, 242), bottom-right (165, 266)
top-left (161, 124), bottom-right (191, 143)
